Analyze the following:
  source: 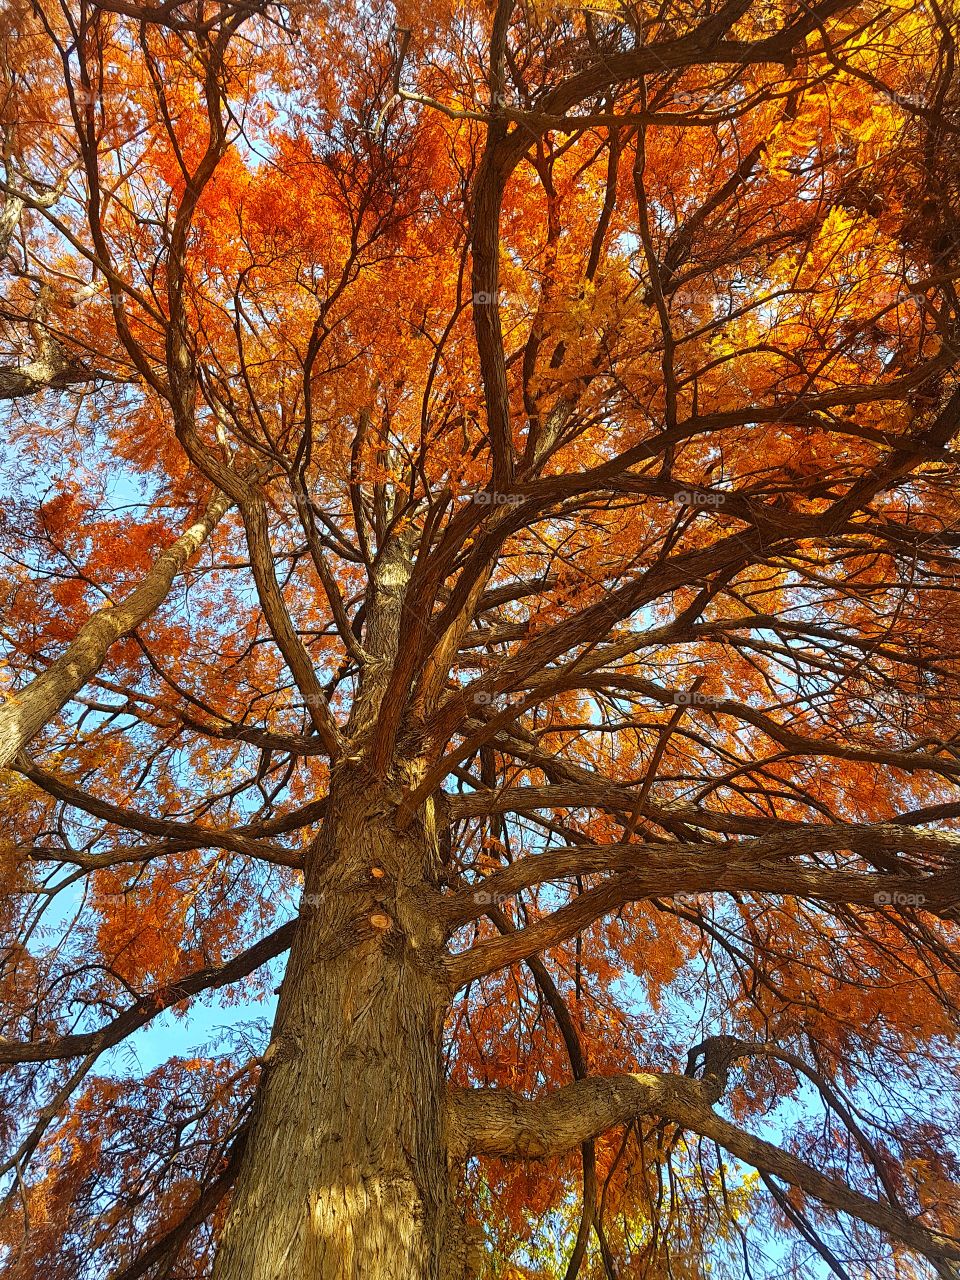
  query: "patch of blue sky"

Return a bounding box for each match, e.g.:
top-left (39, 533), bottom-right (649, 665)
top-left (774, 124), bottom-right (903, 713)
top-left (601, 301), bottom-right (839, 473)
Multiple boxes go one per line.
top-left (0, 386), bottom-right (308, 1106)
top-left (101, 987), bottom-right (280, 1079)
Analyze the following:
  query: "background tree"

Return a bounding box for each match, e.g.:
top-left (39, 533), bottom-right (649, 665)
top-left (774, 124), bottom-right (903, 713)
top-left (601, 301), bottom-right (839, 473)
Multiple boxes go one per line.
top-left (1, 0), bottom-right (960, 1276)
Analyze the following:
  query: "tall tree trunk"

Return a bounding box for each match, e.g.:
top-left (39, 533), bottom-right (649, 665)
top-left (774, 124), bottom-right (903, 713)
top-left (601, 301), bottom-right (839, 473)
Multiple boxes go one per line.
top-left (212, 766), bottom-right (463, 1280)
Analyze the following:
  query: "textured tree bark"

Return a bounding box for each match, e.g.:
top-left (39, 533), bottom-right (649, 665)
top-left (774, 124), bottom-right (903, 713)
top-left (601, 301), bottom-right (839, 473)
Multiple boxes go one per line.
top-left (212, 766), bottom-right (463, 1280)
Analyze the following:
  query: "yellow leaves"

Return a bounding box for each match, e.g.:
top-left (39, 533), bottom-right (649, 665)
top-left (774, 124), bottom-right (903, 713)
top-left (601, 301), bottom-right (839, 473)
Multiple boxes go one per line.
top-left (392, 0), bottom-right (458, 38)
top-left (852, 101), bottom-right (901, 167)
top-left (579, 0), bottom-right (626, 15)
top-left (809, 204), bottom-right (861, 270)
top-left (760, 112), bottom-right (824, 178)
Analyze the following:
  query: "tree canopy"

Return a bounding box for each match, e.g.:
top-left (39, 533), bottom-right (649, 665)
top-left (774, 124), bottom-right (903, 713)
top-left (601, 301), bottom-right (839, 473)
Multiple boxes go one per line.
top-left (1, 0), bottom-right (960, 1276)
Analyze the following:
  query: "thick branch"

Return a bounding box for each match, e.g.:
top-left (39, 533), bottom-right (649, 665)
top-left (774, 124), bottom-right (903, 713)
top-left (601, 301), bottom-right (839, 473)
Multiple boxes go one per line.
top-left (0, 353), bottom-right (126, 399)
top-left (446, 855), bottom-right (960, 988)
top-left (449, 1074), bottom-right (960, 1266)
top-left (444, 825), bottom-right (960, 925)
top-left (0, 920), bottom-right (295, 1064)
top-left (240, 494), bottom-right (343, 757)
top-left (0, 491), bottom-right (232, 771)
top-left (13, 757), bottom-right (302, 867)
top-left (448, 784), bottom-right (960, 843)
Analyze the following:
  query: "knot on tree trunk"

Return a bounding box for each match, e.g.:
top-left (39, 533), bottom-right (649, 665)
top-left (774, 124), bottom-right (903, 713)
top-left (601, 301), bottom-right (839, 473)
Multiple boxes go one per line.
top-left (684, 1034), bottom-right (758, 1102)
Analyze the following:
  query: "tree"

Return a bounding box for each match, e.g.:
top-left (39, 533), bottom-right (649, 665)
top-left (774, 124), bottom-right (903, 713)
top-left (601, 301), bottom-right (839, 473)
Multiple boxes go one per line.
top-left (1, 0), bottom-right (960, 1274)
